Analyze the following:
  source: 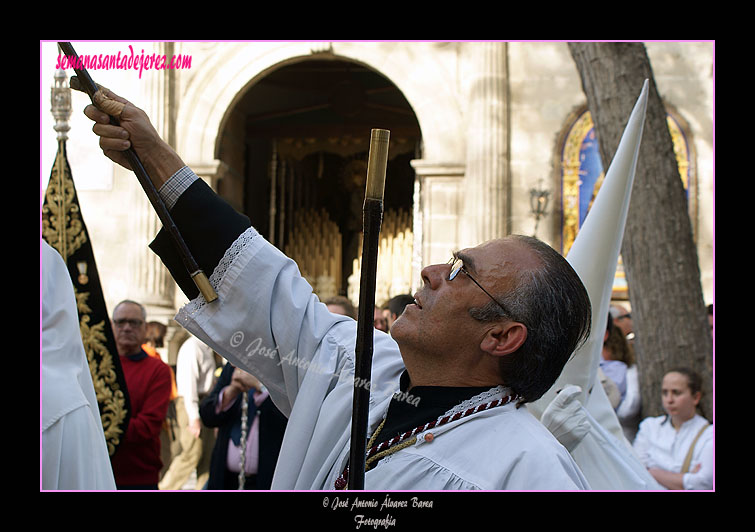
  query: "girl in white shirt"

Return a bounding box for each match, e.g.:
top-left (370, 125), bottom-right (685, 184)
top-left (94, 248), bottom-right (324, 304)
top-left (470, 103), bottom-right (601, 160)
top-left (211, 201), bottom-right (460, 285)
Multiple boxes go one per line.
top-left (633, 368), bottom-right (713, 490)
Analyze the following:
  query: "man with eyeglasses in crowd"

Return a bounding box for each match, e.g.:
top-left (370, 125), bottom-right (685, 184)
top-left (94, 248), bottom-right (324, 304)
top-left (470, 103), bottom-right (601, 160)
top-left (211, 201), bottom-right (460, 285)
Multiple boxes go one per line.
top-left (110, 300), bottom-right (173, 489)
top-left (83, 86), bottom-right (592, 490)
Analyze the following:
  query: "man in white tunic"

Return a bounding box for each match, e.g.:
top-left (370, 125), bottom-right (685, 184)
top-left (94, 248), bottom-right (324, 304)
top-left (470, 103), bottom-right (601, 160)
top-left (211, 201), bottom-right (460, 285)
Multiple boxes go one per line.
top-left (82, 87), bottom-right (592, 490)
top-left (41, 241), bottom-right (116, 490)
top-left (158, 335), bottom-right (217, 489)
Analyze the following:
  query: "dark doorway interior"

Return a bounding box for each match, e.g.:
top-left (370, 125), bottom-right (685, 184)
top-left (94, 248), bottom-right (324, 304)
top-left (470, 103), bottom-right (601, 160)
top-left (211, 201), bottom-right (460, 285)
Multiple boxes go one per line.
top-left (221, 58), bottom-right (421, 296)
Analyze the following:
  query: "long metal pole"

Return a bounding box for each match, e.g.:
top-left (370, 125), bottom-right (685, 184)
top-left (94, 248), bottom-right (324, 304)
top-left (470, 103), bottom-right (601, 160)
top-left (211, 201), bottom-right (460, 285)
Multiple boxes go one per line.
top-left (238, 392), bottom-right (249, 490)
top-left (57, 41), bottom-right (217, 303)
top-left (347, 129), bottom-right (390, 490)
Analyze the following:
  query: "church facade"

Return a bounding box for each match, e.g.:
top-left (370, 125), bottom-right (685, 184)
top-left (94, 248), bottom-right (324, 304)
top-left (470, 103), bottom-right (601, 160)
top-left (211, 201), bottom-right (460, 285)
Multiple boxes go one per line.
top-left (41, 41), bottom-right (714, 364)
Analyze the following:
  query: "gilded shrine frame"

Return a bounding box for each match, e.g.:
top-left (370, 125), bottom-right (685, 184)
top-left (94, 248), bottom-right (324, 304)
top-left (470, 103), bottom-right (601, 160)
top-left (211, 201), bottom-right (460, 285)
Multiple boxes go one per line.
top-left (560, 107), bottom-right (695, 299)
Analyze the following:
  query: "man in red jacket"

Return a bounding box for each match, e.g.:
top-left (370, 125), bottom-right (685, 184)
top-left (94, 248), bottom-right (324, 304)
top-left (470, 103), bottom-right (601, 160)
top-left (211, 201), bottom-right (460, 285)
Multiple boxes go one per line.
top-left (110, 300), bottom-right (173, 489)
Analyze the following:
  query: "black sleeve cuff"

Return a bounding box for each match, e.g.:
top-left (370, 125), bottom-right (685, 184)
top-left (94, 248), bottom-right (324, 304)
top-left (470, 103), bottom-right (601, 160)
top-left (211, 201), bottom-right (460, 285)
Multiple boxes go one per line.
top-left (149, 178), bottom-right (252, 300)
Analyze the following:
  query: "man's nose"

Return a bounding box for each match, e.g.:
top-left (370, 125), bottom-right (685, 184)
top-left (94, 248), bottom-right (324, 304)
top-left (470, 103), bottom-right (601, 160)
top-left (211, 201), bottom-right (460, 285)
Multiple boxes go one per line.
top-left (420, 263), bottom-right (449, 290)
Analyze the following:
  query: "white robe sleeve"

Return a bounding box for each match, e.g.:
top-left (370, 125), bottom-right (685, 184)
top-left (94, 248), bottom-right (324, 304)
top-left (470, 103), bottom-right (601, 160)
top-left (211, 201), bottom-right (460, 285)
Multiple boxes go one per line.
top-left (616, 364), bottom-right (642, 420)
top-left (173, 227), bottom-right (406, 489)
top-left (540, 385), bottom-right (661, 490)
top-left (174, 227), bottom-right (354, 416)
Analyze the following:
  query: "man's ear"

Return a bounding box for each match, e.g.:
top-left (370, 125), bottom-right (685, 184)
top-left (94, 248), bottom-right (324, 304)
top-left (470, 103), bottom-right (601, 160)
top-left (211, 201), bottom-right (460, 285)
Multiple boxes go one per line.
top-left (480, 321), bottom-right (528, 357)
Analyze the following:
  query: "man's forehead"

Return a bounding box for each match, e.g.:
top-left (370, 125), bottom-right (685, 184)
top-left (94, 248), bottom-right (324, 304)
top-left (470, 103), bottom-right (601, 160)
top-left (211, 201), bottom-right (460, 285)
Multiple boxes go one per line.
top-left (461, 238), bottom-right (537, 271)
top-left (114, 302), bottom-right (142, 316)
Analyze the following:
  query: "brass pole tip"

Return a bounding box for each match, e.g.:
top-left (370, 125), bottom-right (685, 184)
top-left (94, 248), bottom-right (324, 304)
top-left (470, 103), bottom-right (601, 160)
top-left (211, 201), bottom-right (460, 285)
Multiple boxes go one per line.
top-left (365, 129), bottom-right (390, 200)
top-left (192, 271), bottom-right (218, 303)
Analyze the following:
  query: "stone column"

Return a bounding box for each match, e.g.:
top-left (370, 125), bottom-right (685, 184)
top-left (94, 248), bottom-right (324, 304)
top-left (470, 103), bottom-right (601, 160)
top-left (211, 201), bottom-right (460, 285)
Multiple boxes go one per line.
top-left (410, 160), bottom-right (466, 281)
top-left (461, 42), bottom-right (509, 248)
top-left (127, 42), bottom-right (177, 328)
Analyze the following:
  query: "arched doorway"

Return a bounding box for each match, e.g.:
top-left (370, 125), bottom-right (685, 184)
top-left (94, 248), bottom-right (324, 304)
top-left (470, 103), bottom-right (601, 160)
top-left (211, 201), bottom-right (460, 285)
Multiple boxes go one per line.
top-left (217, 58), bottom-right (422, 305)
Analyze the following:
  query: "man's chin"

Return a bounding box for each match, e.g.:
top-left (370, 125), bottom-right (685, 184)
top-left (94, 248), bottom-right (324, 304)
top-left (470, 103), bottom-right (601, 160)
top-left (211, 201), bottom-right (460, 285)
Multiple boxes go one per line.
top-left (387, 314), bottom-right (419, 349)
top-left (117, 343), bottom-right (142, 356)
top-left (388, 316), bottom-right (407, 340)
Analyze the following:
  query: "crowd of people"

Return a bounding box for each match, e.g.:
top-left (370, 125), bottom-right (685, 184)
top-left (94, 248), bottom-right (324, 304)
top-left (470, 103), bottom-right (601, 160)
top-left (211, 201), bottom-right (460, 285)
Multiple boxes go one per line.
top-left (111, 300), bottom-right (289, 490)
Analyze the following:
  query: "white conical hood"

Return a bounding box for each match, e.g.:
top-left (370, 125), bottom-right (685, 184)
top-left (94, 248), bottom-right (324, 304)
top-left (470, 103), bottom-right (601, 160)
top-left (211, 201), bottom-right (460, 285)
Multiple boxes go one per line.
top-left (529, 80), bottom-right (649, 424)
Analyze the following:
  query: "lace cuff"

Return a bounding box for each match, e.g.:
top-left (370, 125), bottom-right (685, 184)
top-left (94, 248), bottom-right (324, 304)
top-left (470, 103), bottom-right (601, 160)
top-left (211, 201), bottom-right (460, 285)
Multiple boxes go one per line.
top-left (178, 226), bottom-right (262, 319)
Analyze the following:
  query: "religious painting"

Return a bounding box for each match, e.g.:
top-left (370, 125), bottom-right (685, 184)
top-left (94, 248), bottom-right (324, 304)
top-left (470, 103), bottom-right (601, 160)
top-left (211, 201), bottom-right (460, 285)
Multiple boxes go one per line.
top-left (560, 109), bottom-right (693, 299)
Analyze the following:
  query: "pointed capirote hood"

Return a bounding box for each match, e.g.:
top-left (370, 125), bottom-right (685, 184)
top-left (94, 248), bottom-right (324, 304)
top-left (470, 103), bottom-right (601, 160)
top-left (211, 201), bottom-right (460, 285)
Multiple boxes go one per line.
top-left (529, 80), bottom-right (649, 426)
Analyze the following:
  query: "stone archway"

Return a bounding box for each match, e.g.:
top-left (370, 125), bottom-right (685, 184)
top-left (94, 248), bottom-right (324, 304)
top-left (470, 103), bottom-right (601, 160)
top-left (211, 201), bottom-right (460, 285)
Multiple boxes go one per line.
top-left (172, 43), bottom-right (471, 291)
top-left (215, 57), bottom-right (422, 305)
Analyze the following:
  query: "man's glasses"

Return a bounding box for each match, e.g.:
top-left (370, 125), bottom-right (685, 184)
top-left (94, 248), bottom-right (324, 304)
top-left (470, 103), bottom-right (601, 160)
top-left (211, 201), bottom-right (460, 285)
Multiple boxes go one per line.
top-left (113, 318), bottom-right (144, 328)
top-left (448, 254), bottom-right (513, 318)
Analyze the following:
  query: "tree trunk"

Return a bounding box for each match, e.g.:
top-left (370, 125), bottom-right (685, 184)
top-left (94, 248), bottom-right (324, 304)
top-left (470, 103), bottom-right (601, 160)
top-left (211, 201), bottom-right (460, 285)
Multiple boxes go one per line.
top-left (568, 42), bottom-right (712, 421)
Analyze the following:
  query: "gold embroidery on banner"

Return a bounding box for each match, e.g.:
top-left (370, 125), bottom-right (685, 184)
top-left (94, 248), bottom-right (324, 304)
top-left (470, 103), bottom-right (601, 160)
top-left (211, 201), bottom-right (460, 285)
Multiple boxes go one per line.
top-left (42, 143), bottom-right (127, 456)
top-left (42, 145), bottom-right (87, 262)
top-left (77, 291), bottom-right (128, 455)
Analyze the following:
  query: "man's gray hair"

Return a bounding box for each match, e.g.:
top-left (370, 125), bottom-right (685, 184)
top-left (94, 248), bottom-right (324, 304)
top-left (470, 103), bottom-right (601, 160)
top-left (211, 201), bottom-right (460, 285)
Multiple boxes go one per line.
top-left (113, 299), bottom-right (147, 321)
top-left (468, 235), bottom-right (591, 404)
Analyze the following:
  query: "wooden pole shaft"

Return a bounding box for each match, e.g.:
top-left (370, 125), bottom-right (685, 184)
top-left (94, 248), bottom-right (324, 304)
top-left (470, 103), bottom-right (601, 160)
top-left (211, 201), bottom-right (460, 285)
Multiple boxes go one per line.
top-left (348, 129), bottom-right (389, 490)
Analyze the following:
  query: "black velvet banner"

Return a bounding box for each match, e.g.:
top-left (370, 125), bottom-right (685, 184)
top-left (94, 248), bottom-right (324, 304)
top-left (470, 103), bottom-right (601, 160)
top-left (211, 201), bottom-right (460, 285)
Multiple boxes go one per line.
top-left (42, 139), bottom-right (131, 456)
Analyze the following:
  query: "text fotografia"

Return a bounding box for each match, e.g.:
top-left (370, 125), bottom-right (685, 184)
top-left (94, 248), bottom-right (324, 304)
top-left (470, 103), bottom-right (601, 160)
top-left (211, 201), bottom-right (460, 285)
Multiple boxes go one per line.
top-left (324, 494), bottom-right (434, 529)
top-left (55, 45), bottom-right (192, 79)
